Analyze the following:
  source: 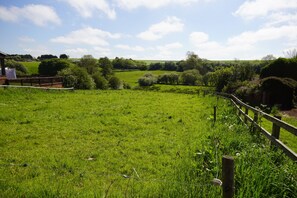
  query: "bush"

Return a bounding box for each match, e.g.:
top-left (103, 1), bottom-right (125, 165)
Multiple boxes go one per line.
top-left (180, 69), bottom-right (202, 85)
top-left (109, 76), bottom-right (122, 90)
top-left (260, 58), bottom-right (297, 81)
top-left (39, 59), bottom-right (71, 76)
top-left (138, 73), bottom-right (157, 86)
top-left (92, 72), bottom-right (109, 90)
top-left (5, 60), bottom-right (28, 76)
top-left (59, 66), bottom-right (95, 89)
top-left (78, 55), bottom-right (98, 75)
top-left (157, 73), bottom-right (179, 84)
top-left (123, 81), bottom-right (131, 89)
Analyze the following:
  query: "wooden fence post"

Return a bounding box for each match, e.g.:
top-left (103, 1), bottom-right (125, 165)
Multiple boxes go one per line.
top-left (271, 115), bottom-right (282, 149)
top-left (252, 112), bottom-right (258, 132)
top-left (244, 108), bottom-right (248, 124)
top-left (222, 156), bottom-right (234, 198)
top-left (238, 105), bottom-right (242, 117)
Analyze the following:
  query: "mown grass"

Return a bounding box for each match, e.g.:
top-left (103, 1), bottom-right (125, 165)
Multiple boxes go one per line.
top-left (0, 88), bottom-right (296, 197)
top-left (21, 62), bottom-right (40, 75)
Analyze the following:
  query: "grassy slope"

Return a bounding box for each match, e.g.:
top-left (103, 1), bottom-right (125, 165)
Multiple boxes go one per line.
top-left (0, 89), bottom-right (296, 197)
top-left (21, 61), bottom-right (40, 75)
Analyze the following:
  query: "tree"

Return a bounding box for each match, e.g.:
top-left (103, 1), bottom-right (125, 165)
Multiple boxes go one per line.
top-left (37, 54), bottom-right (58, 61)
top-left (6, 60), bottom-right (28, 76)
top-left (163, 61), bottom-right (177, 71)
top-left (78, 55), bottom-right (98, 75)
top-left (262, 54), bottom-right (276, 61)
top-left (138, 73), bottom-right (157, 86)
top-left (284, 49), bottom-right (297, 59)
top-left (157, 73), bottom-right (179, 84)
top-left (38, 59), bottom-right (72, 76)
top-left (58, 66), bottom-right (95, 89)
top-left (182, 51), bottom-right (203, 72)
top-left (92, 72), bottom-right (109, 90)
top-left (59, 54), bottom-right (69, 59)
top-left (98, 57), bottom-right (113, 78)
top-left (232, 62), bottom-right (254, 82)
top-left (148, 62), bottom-right (164, 70)
top-left (180, 69), bottom-right (202, 85)
top-left (208, 67), bottom-right (234, 91)
top-left (109, 76), bottom-right (122, 89)
top-left (260, 58), bottom-right (297, 81)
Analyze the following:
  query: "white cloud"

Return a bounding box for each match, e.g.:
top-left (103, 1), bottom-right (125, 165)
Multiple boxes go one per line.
top-left (64, 47), bottom-right (111, 58)
top-left (51, 27), bottom-right (121, 46)
top-left (116, 0), bottom-right (210, 10)
top-left (23, 46), bottom-right (51, 57)
top-left (153, 42), bottom-right (183, 59)
top-left (19, 36), bottom-right (35, 43)
top-left (93, 46), bottom-right (111, 56)
top-left (156, 42), bottom-right (183, 51)
top-left (189, 32), bottom-right (209, 45)
top-left (189, 26), bottom-right (297, 60)
top-left (115, 44), bottom-right (145, 51)
top-left (0, 4), bottom-right (61, 26)
top-left (137, 16), bottom-right (184, 40)
top-left (227, 25), bottom-right (297, 46)
top-left (234, 0), bottom-right (297, 20)
top-left (62, 0), bottom-right (116, 19)
top-left (64, 48), bottom-right (91, 58)
top-left (265, 12), bottom-right (297, 27)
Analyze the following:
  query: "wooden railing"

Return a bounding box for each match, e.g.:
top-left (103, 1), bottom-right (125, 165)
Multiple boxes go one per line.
top-left (216, 92), bottom-right (297, 162)
top-left (6, 76), bottom-right (63, 87)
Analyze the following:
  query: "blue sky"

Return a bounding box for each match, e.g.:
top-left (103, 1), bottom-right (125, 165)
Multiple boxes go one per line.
top-left (0, 0), bottom-right (296, 60)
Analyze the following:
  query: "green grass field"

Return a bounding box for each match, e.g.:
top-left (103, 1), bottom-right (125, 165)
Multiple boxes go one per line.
top-left (0, 88), bottom-right (296, 197)
top-left (115, 70), bottom-right (177, 86)
top-left (21, 61), bottom-right (40, 75)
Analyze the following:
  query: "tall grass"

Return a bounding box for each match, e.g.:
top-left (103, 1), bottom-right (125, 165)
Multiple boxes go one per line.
top-left (0, 88), bottom-right (296, 197)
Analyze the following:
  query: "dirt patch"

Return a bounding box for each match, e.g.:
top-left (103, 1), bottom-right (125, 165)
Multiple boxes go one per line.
top-left (281, 108), bottom-right (297, 119)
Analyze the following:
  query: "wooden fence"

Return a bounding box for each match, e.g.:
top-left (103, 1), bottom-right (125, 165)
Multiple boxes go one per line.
top-left (216, 92), bottom-right (297, 162)
top-left (6, 76), bottom-right (63, 87)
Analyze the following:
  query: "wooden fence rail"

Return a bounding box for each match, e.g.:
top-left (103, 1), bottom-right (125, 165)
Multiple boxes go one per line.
top-left (216, 92), bottom-right (297, 162)
top-left (6, 76), bottom-right (63, 87)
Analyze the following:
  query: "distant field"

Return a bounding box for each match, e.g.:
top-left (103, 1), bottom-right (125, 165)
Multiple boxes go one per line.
top-left (115, 70), bottom-right (177, 86)
top-left (137, 60), bottom-right (177, 64)
top-left (21, 61), bottom-right (40, 75)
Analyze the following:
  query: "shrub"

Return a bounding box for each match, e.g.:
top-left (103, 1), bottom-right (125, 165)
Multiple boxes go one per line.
top-left (138, 73), bottom-right (157, 86)
top-left (109, 76), bottom-right (122, 90)
top-left (92, 72), bottom-right (109, 90)
top-left (59, 66), bottom-right (95, 89)
top-left (5, 60), bottom-right (28, 76)
top-left (260, 58), bottom-right (297, 81)
top-left (39, 59), bottom-right (71, 76)
top-left (78, 55), bottom-right (98, 75)
top-left (123, 81), bottom-right (131, 89)
top-left (157, 73), bottom-right (179, 84)
top-left (180, 69), bottom-right (202, 85)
